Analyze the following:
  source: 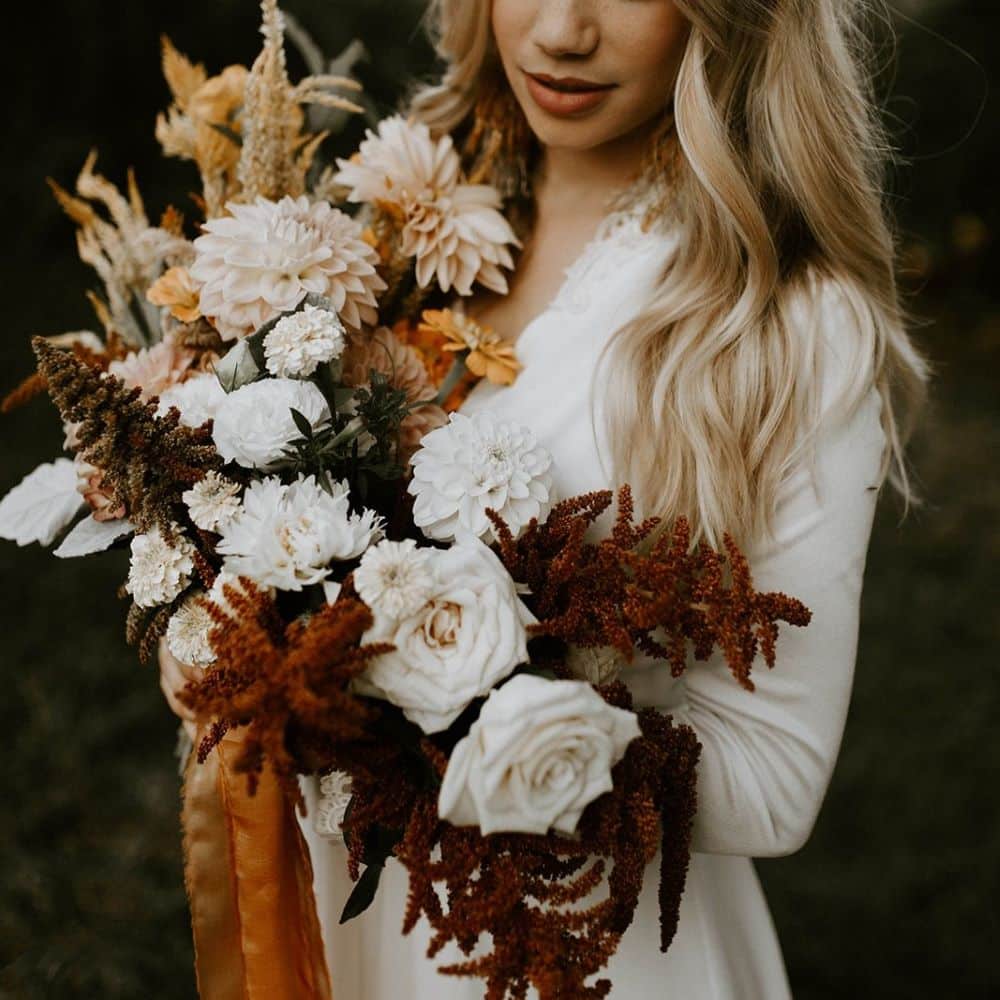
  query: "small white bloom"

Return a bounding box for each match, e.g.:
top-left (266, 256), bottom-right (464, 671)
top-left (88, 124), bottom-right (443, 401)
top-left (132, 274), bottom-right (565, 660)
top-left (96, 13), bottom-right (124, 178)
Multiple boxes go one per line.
top-left (314, 770), bottom-right (353, 841)
top-left (166, 592), bottom-right (216, 667)
top-left (157, 373), bottom-right (228, 428)
top-left (212, 378), bottom-right (331, 470)
top-left (264, 304), bottom-right (347, 378)
top-left (408, 412), bottom-right (556, 543)
top-left (438, 673), bottom-right (641, 836)
top-left (353, 532), bottom-right (536, 734)
top-left (353, 538), bottom-right (435, 621)
top-left (334, 116), bottom-right (518, 295)
top-left (125, 523), bottom-right (196, 608)
top-left (216, 475), bottom-right (383, 592)
top-left (183, 471), bottom-right (242, 533)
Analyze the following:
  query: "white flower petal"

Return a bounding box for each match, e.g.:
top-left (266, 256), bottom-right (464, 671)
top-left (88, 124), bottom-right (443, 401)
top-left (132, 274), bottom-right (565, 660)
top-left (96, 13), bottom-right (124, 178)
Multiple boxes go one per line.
top-left (0, 459), bottom-right (84, 547)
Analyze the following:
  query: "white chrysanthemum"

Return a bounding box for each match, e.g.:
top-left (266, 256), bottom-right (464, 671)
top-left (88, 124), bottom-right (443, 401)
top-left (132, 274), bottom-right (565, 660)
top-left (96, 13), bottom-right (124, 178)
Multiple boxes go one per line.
top-left (407, 412), bottom-right (555, 543)
top-left (212, 378), bottom-right (331, 470)
top-left (334, 115), bottom-right (518, 295)
top-left (354, 538), bottom-right (435, 621)
top-left (263, 303), bottom-right (347, 378)
top-left (125, 523), bottom-right (196, 608)
top-left (216, 474), bottom-right (383, 591)
top-left (156, 373), bottom-right (227, 428)
top-left (166, 592), bottom-right (216, 668)
top-left (183, 471), bottom-right (242, 533)
top-left (189, 194), bottom-right (387, 341)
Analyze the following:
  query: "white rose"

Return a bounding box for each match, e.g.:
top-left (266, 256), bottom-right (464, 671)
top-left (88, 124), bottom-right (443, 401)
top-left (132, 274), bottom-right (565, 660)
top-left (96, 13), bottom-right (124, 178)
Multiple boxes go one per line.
top-left (211, 378), bottom-right (331, 470)
top-left (353, 532), bottom-right (536, 734)
top-left (438, 673), bottom-right (641, 836)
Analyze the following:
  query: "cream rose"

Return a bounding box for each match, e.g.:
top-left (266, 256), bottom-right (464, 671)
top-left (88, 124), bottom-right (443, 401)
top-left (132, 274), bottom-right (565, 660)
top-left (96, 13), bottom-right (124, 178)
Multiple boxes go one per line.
top-left (353, 532), bottom-right (536, 734)
top-left (437, 673), bottom-right (641, 836)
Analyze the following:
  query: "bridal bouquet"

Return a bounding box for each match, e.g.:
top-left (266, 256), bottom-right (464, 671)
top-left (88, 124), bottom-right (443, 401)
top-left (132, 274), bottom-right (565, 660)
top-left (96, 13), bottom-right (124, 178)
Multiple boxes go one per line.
top-left (0, 4), bottom-right (812, 999)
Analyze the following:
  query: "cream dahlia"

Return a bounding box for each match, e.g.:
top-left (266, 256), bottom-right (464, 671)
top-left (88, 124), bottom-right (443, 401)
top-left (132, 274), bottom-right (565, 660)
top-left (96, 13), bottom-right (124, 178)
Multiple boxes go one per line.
top-left (263, 303), bottom-right (347, 378)
top-left (189, 194), bottom-right (387, 341)
top-left (125, 524), bottom-right (196, 608)
top-left (407, 412), bottom-right (556, 543)
top-left (107, 334), bottom-right (195, 400)
top-left (333, 115), bottom-right (518, 295)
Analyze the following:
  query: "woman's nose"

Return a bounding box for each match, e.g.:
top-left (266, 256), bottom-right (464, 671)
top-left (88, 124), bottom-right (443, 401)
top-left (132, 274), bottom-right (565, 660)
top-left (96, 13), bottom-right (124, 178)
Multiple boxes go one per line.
top-left (531, 0), bottom-right (600, 60)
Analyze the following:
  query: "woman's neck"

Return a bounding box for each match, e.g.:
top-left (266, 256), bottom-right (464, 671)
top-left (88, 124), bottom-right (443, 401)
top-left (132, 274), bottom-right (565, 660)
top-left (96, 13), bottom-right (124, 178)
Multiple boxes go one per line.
top-left (533, 118), bottom-right (657, 216)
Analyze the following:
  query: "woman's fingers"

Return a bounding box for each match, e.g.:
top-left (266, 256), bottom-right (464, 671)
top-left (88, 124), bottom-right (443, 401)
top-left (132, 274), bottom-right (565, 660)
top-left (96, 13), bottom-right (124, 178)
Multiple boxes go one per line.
top-left (158, 637), bottom-right (201, 722)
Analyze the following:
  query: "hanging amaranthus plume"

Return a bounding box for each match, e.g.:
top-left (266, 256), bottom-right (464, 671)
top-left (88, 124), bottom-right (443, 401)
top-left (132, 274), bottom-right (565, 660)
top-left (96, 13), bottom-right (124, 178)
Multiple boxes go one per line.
top-left (347, 682), bottom-right (701, 1000)
top-left (178, 579), bottom-right (394, 809)
top-left (31, 338), bottom-right (222, 536)
top-left (237, 0), bottom-right (363, 203)
top-left (487, 486), bottom-right (812, 691)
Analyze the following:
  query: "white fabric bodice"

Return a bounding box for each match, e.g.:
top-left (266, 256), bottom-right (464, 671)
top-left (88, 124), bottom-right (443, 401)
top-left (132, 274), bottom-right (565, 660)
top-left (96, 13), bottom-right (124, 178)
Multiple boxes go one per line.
top-left (298, 195), bottom-right (888, 998)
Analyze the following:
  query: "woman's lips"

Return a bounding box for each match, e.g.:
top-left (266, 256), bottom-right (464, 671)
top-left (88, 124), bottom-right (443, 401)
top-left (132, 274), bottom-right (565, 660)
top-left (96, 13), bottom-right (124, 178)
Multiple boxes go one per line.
top-left (523, 71), bottom-right (616, 117)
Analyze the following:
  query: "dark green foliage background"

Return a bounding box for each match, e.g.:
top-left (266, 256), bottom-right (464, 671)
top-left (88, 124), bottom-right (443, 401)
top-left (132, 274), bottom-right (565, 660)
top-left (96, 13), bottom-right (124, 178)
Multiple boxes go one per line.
top-left (0, 2), bottom-right (995, 997)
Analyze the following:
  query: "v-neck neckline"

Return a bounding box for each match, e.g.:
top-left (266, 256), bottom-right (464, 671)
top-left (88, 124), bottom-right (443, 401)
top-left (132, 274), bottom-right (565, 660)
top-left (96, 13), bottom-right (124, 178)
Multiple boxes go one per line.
top-left (449, 184), bottom-right (658, 352)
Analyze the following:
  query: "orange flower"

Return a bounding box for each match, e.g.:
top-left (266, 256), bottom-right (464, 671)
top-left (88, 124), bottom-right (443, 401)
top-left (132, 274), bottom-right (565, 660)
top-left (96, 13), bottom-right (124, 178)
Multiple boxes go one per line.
top-left (148, 266), bottom-right (202, 323)
top-left (418, 308), bottom-right (521, 386)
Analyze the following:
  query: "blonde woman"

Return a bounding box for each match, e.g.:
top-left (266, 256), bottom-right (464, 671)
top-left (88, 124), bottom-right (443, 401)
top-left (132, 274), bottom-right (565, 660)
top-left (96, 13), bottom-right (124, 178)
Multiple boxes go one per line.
top-left (162, 0), bottom-right (931, 996)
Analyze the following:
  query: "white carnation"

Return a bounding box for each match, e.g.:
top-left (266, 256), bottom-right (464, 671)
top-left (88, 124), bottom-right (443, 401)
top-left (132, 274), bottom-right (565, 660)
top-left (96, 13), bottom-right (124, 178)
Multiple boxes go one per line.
top-left (189, 194), bottom-right (386, 341)
top-left (166, 592), bottom-right (216, 668)
top-left (212, 378), bottom-right (331, 470)
top-left (438, 674), bottom-right (641, 836)
top-left (354, 532), bottom-right (536, 734)
top-left (216, 474), bottom-right (383, 592)
top-left (156, 374), bottom-right (227, 429)
top-left (183, 471), bottom-right (242, 533)
top-left (264, 303), bottom-right (347, 378)
top-left (125, 523), bottom-right (196, 608)
top-left (408, 412), bottom-right (555, 543)
top-left (353, 538), bottom-right (435, 621)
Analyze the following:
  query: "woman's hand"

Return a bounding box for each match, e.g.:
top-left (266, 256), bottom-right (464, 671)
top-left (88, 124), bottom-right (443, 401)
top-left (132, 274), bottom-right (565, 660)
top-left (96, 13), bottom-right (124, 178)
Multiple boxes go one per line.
top-left (158, 636), bottom-right (204, 742)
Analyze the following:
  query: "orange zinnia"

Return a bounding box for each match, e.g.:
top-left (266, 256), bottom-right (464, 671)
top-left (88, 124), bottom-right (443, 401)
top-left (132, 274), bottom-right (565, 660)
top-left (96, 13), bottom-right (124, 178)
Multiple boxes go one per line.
top-left (417, 308), bottom-right (521, 386)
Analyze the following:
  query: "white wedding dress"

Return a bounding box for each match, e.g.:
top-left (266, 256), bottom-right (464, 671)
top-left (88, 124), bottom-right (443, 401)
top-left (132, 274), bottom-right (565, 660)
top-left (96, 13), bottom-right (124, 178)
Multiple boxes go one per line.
top-left (296, 194), bottom-right (888, 998)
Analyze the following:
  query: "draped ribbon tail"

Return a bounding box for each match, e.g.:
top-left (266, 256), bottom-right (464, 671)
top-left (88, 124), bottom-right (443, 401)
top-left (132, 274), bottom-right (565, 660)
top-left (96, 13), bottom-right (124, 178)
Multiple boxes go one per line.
top-left (180, 723), bottom-right (332, 1000)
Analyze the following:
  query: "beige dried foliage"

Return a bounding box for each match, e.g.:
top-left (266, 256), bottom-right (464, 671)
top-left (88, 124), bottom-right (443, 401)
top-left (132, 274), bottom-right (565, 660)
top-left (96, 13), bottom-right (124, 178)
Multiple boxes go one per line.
top-left (160, 35), bottom-right (208, 111)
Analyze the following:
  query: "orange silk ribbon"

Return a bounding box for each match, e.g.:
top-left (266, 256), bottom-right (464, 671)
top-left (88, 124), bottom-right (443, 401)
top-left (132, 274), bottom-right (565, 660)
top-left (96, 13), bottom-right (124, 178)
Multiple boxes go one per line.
top-left (180, 723), bottom-right (332, 1000)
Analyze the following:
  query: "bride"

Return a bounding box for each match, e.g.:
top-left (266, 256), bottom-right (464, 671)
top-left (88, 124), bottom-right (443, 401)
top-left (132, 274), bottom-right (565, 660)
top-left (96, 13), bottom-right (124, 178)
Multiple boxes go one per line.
top-left (161, 0), bottom-right (929, 996)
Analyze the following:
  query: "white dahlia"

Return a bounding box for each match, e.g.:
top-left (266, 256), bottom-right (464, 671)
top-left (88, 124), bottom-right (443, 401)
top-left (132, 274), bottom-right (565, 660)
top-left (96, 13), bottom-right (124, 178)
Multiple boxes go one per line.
top-left (156, 372), bottom-right (227, 428)
top-left (216, 475), bottom-right (383, 592)
top-left (165, 592), bottom-right (216, 668)
top-left (125, 524), bottom-right (196, 608)
top-left (182, 471), bottom-right (242, 533)
top-left (353, 538), bottom-right (435, 621)
top-left (408, 412), bottom-right (555, 543)
top-left (189, 194), bottom-right (387, 341)
top-left (263, 303), bottom-right (347, 378)
top-left (334, 115), bottom-right (518, 295)
top-left (212, 378), bottom-right (331, 471)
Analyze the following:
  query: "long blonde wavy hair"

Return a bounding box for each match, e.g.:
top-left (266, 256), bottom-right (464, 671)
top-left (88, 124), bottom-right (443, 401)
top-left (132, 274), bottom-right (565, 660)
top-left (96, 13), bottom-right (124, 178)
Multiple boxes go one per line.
top-left (406, 0), bottom-right (931, 551)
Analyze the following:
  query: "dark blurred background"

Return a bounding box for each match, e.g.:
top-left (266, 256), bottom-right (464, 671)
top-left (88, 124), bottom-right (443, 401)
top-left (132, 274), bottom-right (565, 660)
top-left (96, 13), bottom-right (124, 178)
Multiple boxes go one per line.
top-left (0, 1), bottom-right (995, 997)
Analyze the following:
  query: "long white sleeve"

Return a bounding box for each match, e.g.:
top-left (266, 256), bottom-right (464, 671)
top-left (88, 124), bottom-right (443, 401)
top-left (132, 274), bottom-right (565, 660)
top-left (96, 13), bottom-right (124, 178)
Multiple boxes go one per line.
top-left (672, 288), bottom-right (888, 859)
